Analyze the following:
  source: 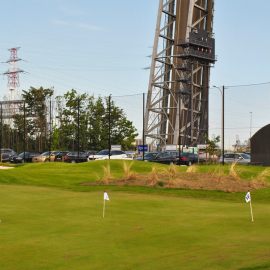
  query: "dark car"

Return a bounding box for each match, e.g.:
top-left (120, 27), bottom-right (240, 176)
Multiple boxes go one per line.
top-left (0, 148), bottom-right (17, 162)
top-left (168, 151), bottom-right (180, 158)
top-left (54, 151), bottom-right (70, 162)
top-left (10, 151), bottom-right (41, 163)
top-left (65, 151), bottom-right (88, 163)
top-left (134, 152), bottom-right (177, 165)
top-left (178, 153), bottom-right (203, 166)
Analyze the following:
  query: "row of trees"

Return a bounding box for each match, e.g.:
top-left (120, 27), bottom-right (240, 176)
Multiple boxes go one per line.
top-left (1, 87), bottom-right (138, 153)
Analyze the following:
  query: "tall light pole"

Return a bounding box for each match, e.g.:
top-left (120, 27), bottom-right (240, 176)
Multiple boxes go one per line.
top-left (213, 85), bottom-right (227, 165)
top-left (249, 111), bottom-right (252, 139)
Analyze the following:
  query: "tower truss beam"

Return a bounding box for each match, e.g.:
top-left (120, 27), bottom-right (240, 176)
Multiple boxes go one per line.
top-left (145, 0), bottom-right (216, 150)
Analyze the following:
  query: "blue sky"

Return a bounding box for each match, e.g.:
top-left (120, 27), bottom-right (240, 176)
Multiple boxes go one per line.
top-left (0, 0), bottom-right (269, 149)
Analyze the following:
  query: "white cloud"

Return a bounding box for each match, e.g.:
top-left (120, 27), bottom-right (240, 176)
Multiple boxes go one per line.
top-left (77, 23), bottom-right (105, 31)
top-left (56, 0), bottom-right (86, 16)
top-left (50, 19), bottom-right (69, 25)
top-left (50, 19), bottom-right (106, 31)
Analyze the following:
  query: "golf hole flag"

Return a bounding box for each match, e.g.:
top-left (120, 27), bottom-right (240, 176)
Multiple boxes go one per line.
top-left (245, 191), bottom-right (254, 221)
top-left (104, 192), bottom-right (110, 201)
top-left (245, 191), bottom-right (251, 203)
top-left (103, 192), bottom-right (110, 218)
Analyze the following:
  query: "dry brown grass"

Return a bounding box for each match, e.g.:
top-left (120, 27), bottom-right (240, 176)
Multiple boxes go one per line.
top-left (168, 165), bottom-right (178, 185)
top-left (150, 166), bottom-right (159, 185)
top-left (248, 176), bottom-right (257, 189)
top-left (217, 170), bottom-right (225, 183)
top-left (127, 171), bottom-right (137, 180)
top-left (122, 161), bottom-right (137, 180)
top-left (122, 161), bottom-right (134, 177)
top-left (247, 169), bottom-right (270, 188)
top-left (186, 165), bottom-right (197, 178)
top-left (212, 166), bottom-right (220, 178)
top-left (257, 168), bottom-right (270, 183)
top-left (212, 166), bottom-right (225, 183)
top-left (101, 164), bottom-right (111, 184)
top-left (229, 162), bottom-right (243, 181)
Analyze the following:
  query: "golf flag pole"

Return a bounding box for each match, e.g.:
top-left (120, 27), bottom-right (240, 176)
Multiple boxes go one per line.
top-left (245, 190), bottom-right (254, 221)
top-left (103, 191), bottom-right (110, 218)
top-left (103, 196), bottom-right (105, 218)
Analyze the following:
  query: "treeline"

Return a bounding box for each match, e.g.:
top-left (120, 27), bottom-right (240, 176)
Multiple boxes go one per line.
top-left (1, 87), bottom-right (138, 153)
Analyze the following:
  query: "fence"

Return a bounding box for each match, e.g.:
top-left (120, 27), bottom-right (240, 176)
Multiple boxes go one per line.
top-left (0, 93), bottom-right (146, 159)
top-left (1, 82), bottom-right (270, 158)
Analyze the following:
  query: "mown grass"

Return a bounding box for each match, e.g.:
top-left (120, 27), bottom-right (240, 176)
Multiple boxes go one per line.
top-left (1, 184), bottom-right (270, 270)
top-left (0, 162), bottom-right (15, 167)
top-left (1, 160), bottom-right (270, 203)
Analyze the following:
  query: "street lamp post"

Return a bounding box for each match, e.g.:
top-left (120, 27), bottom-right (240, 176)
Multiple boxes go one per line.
top-left (249, 111), bottom-right (252, 140)
top-left (174, 90), bottom-right (182, 165)
top-left (213, 85), bottom-right (227, 165)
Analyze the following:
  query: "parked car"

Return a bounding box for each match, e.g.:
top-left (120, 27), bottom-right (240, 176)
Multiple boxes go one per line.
top-left (65, 151), bottom-right (88, 163)
top-left (0, 148), bottom-right (17, 162)
top-left (54, 151), bottom-right (70, 162)
top-left (168, 151), bottom-right (180, 158)
top-left (32, 151), bottom-right (61, 162)
top-left (178, 153), bottom-right (205, 166)
top-left (134, 152), bottom-right (177, 165)
top-left (218, 153), bottom-right (250, 165)
top-left (89, 150), bottom-right (129, 160)
top-left (83, 150), bottom-right (97, 157)
top-left (10, 151), bottom-right (41, 163)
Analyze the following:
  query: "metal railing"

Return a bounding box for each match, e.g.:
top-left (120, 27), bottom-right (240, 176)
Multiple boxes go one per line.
top-left (176, 37), bottom-right (212, 48)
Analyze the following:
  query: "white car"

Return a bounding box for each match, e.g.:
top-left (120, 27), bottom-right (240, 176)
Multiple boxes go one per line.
top-left (218, 153), bottom-right (250, 165)
top-left (89, 150), bottom-right (130, 160)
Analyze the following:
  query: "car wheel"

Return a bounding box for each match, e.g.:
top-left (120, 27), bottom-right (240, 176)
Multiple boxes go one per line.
top-left (45, 160), bottom-right (49, 162)
top-left (71, 160), bottom-right (76, 164)
top-left (188, 161), bottom-right (192, 166)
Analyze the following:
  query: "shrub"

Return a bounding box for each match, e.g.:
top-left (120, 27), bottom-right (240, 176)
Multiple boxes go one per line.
top-left (157, 181), bottom-right (164, 187)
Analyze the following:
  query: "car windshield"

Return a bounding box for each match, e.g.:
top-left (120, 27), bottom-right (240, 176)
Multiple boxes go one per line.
top-left (170, 152), bottom-right (179, 157)
top-left (240, 153), bottom-right (250, 159)
top-left (97, 150), bottom-right (109, 155)
top-left (19, 152), bottom-right (29, 157)
top-left (68, 152), bottom-right (78, 156)
top-left (59, 152), bottom-right (69, 156)
top-left (180, 153), bottom-right (189, 157)
top-left (144, 153), bottom-right (158, 158)
top-left (41, 152), bottom-right (50, 156)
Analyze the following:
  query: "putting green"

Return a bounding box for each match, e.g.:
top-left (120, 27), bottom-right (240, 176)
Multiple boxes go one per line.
top-left (1, 184), bottom-right (270, 269)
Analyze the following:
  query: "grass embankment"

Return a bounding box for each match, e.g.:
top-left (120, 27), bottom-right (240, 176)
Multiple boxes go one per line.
top-left (1, 184), bottom-right (270, 270)
top-left (1, 162), bottom-right (270, 269)
top-left (1, 160), bottom-right (270, 203)
top-left (0, 162), bottom-right (15, 167)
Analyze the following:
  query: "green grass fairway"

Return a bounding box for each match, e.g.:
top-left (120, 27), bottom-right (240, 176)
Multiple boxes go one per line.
top-left (1, 160), bottom-right (270, 203)
top-left (1, 184), bottom-right (270, 270)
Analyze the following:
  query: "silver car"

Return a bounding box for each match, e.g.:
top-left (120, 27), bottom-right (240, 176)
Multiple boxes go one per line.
top-left (218, 153), bottom-right (250, 165)
top-left (88, 150), bottom-right (129, 160)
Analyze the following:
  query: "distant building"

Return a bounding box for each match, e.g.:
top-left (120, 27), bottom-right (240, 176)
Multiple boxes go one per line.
top-left (250, 124), bottom-right (270, 166)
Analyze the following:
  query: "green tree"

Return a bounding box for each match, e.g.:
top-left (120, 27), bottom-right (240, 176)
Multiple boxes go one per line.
top-left (21, 86), bottom-right (54, 152)
top-left (203, 135), bottom-right (220, 159)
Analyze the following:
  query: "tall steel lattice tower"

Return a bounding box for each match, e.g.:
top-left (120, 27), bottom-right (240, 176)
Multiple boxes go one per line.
top-left (3, 47), bottom-right (24, 101)
top-left (1, 47), bottom-right (25, 124)
top-left (145, 0), bottom-right (216, 149)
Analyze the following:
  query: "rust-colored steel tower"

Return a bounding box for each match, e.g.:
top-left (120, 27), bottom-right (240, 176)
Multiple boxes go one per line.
top-left (145, 0), bottom-right (216, 149)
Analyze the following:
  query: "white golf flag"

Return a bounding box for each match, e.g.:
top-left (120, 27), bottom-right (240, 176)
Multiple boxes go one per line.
top-left (245, 191), bottom-right (251, 203)
top-left (104, 192), bottom-right (110, 201)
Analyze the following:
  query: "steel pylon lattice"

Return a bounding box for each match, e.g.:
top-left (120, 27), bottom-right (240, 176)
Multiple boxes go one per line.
top-left (145, 0), bottom-right (216, 149)
top-left (1, 48), bottom-right (25, 124)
